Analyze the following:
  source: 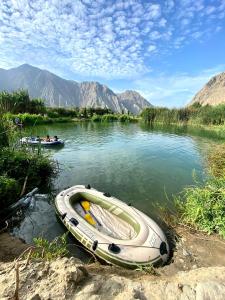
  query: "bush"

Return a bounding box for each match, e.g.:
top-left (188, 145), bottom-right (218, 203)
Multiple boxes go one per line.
top-left (91, 114), bottom-right (102, 122)
top-left (0, 175), bottom-right (20, 209)
top-left (175, 177), bottom-right (225, 238)
top-left (208, 144), bottom-right (225, 178)
top-left (119, 114), bottom-right (130, 122)
top-left (3, 112), bottom-right (48, 125)
top-left (0, 148), bottom-right (57, 208)
top-left (141, 104), bottom-right (225, 126)
top-left (101, 114), bottom-right (118, 122)
top-left (32, 233), bottom-right (69, 260)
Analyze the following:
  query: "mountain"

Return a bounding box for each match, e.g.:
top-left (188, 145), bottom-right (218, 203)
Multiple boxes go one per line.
top-left (0, 64), bottom-right (152, 114)
top-left (118, 90), bottom-right (153, 114)
top-left (190, 72), bottom-right (225, 106)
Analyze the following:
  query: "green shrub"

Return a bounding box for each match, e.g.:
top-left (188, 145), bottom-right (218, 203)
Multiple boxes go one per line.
top-left (141, 104), bottom-right (225, 126)
top-left (0, 148), bottom-right (57, 206)
top-left (175, 177), bottom-right (225, 238)
top-left (119, 114), bottom-right (130, 122)
top-left (91, 114), bottom-right (102, 122)
top-left (0, 175), bottom-right (20, 209)
top-left (208, 144), bottom-right (225, 178)
top-left (32, 233), bottom-right (69, 260)
top-left (101, 114), bottom-right (118, 122)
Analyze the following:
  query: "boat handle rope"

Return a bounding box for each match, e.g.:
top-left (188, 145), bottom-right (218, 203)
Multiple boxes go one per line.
top-left (60, 213), bottom-right (168, 254)
top-left (96, 242), bottom-right (161, 250)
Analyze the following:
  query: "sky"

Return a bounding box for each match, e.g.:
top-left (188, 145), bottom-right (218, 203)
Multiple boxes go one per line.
top-left (0, 0), bottom-right (225, 107)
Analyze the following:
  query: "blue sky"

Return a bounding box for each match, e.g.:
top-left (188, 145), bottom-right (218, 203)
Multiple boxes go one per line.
top-left (0, 0), bottom-right (225, 107)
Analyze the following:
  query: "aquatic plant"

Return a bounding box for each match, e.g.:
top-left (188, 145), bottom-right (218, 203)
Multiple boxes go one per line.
top-left (141, 104), bottom-right (225, 126)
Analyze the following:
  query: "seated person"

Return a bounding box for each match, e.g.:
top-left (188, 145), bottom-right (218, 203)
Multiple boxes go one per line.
top-left (45, 135), bottom-right (51, 142)
top-left (53, 135), bottom-right (58, 141)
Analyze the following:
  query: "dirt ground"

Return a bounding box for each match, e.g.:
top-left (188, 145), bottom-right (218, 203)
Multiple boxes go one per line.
top-left (0, 225), bottom-right (224, 279)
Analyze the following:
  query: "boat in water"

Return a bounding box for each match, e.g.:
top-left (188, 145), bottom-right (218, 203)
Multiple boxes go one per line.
top-left (55, 185), bottom-right (169, 268)
top-left (20, 137), bottom-right (64, 146)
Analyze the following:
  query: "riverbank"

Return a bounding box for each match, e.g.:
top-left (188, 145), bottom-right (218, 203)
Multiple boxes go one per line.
top-left (1, 225), bottom-right (225, 299)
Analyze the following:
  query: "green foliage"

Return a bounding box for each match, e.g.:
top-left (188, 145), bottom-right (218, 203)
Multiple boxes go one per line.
top-left (0, 175), bottom-right (20, 208)
top-left (0, 148), bottom-right (57, 209)
top-left (135, 264), bottom-right (158, 275)
top-left (208, 144), bottom-right (225, 178)
top-left (119, 114), bottom-right (131, 122)
top-left (46, 107), bottom-right (78, 118)
top-left (101, 114), bottom-right (119, 122)
top-left (32, 233), bottom-right (69, 260)
top-left (0, 90), bottom-right (45, 114)
top-left (175, 177), bottom-right (225, 238)
top-left (141, 104), bottom-right (225, 126)
top-left (91, 114), bottom-right (102, 122)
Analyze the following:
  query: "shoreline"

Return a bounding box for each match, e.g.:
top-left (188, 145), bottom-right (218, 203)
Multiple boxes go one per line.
top-left (1, 226), bottom-right (225, 299)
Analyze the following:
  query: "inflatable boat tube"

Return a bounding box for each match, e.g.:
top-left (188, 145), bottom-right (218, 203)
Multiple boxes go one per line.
top-left (55, 185), bottom-right (169, 268)
top-left (20, 137), bottom-right (64, 146)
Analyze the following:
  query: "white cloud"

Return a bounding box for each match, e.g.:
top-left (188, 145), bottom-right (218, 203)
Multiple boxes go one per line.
top-left (0, 0), bottom-right (224, 80)
top-left (134, 65), bottom-right (225, 107)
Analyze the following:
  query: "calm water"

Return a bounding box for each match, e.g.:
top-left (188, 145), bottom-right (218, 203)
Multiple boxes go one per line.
top-left (14, 122), bottom-right (220, 254)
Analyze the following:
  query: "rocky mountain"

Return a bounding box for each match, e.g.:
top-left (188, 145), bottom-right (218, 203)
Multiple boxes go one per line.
top-left (0, 64), bottom-right (152, 114)
top-left (190, 72), bottom-right (225, 106)
top-left (118, 90), bottom-right (153, 114)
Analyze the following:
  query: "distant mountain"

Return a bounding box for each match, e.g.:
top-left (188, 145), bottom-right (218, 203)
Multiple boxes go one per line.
top-left (190, 72), bottom-right (225, 106)
top-left (118, 90), bottom-right (153, 115)
top-left (0, 64), bottom-right (152, 114)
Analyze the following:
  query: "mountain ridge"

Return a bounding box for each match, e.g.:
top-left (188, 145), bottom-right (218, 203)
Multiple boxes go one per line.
top-left (190, 71), bottom-right (225, 106)
top-left (0, 64), bottom-right (152, 114)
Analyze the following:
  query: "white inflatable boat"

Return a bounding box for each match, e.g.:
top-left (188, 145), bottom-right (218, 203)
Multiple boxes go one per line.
top-left (55, 185), bottom-right (169, 268)
top-left (20, 137), bottom-right (64, 146)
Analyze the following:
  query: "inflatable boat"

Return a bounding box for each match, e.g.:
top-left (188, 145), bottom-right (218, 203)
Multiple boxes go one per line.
top-left (55, 185), bottom-right (169, 268)
top-left (20, 137), bottom-right (64, 146)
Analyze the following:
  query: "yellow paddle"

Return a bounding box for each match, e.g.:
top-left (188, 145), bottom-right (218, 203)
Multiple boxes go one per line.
top-left (81, 201), bottom-right (96, 226)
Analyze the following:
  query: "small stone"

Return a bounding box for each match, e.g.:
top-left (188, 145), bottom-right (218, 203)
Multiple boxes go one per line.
top-left (30, 294), bottom-right (41, 300)
top-left (183, 249), bottom-right (191, 257)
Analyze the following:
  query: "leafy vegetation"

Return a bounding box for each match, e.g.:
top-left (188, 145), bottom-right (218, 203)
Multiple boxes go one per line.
top-left (175, 176), bottom-right (225, 238)
top-left (0, 175), bottom-right (20, 209)
top-left (0, 90), bottom-right (45, 114)
top-left (0, 148), bottom-right (57, 209)
top-left (175, 143), bottom-right (225, 238)
top-left (31, 233), bottom-right (69, 260)
top-left (91, 113), bottom-right (138, 122)
top-left (208, 144), bottom-right (225, 178)
top-left (141, 103), bottom-right (225, 126)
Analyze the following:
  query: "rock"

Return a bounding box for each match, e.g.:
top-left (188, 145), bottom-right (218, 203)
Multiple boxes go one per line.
top-left (30, 294), bottom-right (41, 300)
top-left (183, 248), bottom-right (191, 257)
top-left (0, 64), bottom-right (152, 114)
top-left (0, 258), bottom-right (225, 299)
top-left (189, 71), bottom-right (225, 106)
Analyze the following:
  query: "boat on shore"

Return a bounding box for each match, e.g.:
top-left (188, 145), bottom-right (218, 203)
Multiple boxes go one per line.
top-left (55, 185), bottom-right (169, 268)
top-left (20, 137), bottom-right (64, 146)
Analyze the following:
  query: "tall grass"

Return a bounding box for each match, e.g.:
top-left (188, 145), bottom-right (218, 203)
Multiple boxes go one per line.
top-left (141, 103), bottom-right (225, 126)
top-left (175, 143), bottom-right (225, 238)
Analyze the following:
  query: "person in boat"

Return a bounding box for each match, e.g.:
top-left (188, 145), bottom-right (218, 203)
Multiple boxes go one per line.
top-left (53, 135), bottom-right (58, 141)
top-left (45, 135), bottom-right (51, 142)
